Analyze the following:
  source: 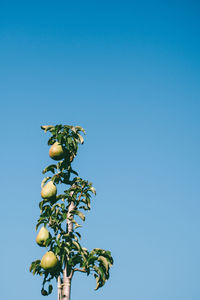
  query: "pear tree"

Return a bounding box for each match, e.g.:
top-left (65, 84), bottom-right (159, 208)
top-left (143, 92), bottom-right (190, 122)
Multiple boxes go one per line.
top-left (29, 124), bottom-right (113, 300)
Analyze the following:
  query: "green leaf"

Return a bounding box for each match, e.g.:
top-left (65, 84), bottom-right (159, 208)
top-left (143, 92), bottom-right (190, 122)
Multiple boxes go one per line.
top-left (71, 219), bottom-right (82, 229)
top-left (75, 231), bottom-right (81, 239)
top-left (77, 133), bottom-right (84, 144)
top-left (39, 200), bottom-right (44, 210)
top-left (71, 126), bottom-right (76, 133)
top-left (48, 136), bottom-right (56, 145)
top-left (48, 284), bottom-right (53, 295)
top-left (98, 256), bottom-right (109, 272)
top-left (72, 240), bottom-right (81, 251)
top-left (36, 220), bottom-right (46, 231)
top-left (93, 265), bottom-right (106, 290)
top-left (94, 276), bottom-right (100, 290)
top-left (41, 125), bottom-right (54, 132)
top-left (41, 177), bottom-right (51, 188)
top-left (64, 247), bottom-right (70, 255)
top-left (93, 265), bottom-right (106, 280)
top-left (42, 165), bottom-right (57, 174)
top-left (87, 255), bottom-right (97, 266)
top-left (29, 260), bottom-right (41, 273)
top-left (70, 169), bottom-right (79, 176)
top-left (75, 126), bottom-right (86, 134)
top-left (89, 186), bottom-right (96, 195)
top-left (73, 210), bottom-right (85, 221)
top-left (45, 237), bottom-right (52, 247)
top-left (74, 223), bottom-right (82, 229)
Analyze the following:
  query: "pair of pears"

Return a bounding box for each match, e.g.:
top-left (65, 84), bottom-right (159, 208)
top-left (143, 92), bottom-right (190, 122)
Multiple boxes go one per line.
top-left (40, 143), bottom-right (67, 199)
top-left (36, 227), bottom-right (58, 270)
top-left (40, 142), bottom-right (64, 198)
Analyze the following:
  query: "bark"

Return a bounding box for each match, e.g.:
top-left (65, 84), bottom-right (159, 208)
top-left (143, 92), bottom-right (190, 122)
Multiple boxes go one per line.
top-left (67, 201), bottom-right (75, 233)
top-left (62, 266), bottom-right (72, 300)
top-left (57, 276), bottom-right (62, 300)
top-left (61, 195), bottom-right (75, 300)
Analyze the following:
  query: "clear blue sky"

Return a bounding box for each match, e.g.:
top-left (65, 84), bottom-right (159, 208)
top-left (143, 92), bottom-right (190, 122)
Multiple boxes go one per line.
top-left (0, 1), bottom-right (200, 299)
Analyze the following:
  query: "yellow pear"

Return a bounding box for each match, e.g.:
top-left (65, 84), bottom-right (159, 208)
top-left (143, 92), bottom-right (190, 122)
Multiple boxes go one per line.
top-left (49, 142), bottom-right (65, 160)
top-left (40, 251), bottom-right (58, 270)
top-left (36, 227), bottom-right (50, 247)
top-left (41, 181), bottom-right (57, 199)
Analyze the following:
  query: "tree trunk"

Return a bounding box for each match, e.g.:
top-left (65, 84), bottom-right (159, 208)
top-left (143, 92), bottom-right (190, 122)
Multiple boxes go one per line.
top-left (57, 276), bottom-right (62, 300)
top-left (62, 266), bottom-right (72, 300)
top-left (61, 198), bottom-right (75, 299)
top-left (67, 201), bottom-right (75, 232)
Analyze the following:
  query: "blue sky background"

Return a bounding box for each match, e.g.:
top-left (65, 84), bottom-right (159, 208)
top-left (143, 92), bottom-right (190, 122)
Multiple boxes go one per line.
top-left (0, 1), bottom-right (200, 299)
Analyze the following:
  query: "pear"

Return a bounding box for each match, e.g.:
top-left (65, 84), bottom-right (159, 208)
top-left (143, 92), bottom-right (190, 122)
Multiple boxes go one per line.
top-left (49, 142), bottom-right (65, 160)
top-left (40, 251), bottom-right (58, 270)
top-left (41, 181), bottom-right (57, 199)
top-left (36, 226), bottom-right (50, 247)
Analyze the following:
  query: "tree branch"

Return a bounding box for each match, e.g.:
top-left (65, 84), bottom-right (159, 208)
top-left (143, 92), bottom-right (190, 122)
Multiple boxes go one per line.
top-left (77, 184), bottom-right (85, 202)
top-left (73, 268), bottom-right (87, 273)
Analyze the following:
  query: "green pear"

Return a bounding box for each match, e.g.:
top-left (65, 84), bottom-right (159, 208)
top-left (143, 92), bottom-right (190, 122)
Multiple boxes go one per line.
top-left (41, 181), bottom-right (57, 199)
top-left (40, 251), bottom-right (58, 270)
top-left (49, 142), bottom-right (65, 160)
top-left (36, 226), bottom-right (50, 247)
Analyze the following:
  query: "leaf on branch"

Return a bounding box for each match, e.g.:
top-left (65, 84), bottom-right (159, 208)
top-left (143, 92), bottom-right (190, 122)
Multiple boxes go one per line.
top-left (77, 133), bottom-right (84, 144)
top-left (42, 165), bottom-right (57, 174)
top-left (93, 265), bottom-right (106, 290)
top-left (72, 220), bottom-right (82, 229)
top-left (72, 210), bottom-right (86, 221)
top-left (94, 275), bottom-right (100, 290)
top-left (29, 260), bottom-right (42, 276)
top-left (36, 218), bottom-right (48, 230)
top-left (87, 255), bottom-right (97, 266)
top-left (75, 231), bottom-right (82, 239)
top-left (69, 254), bottom-right (83, 266)
top-left (71, 126), bottom-right (76, 134)
top-left (39, 200), bottom-right (44, 210)
top-left (75, 126), bottom-right (86, 134)
top-left (47, 136), bottom-right (56, 145)
top-left (64, 246), bottom-right (70, 255)
top-left (89, 186), bottom-right (96, 195)
top-left (69, 168), bottom-right (79, 176)
top-left (98, 256), bottom-right (109, 273)
top-left (41, 125), bottom-right (54, 132)
top-left (48, 284), bottom-right (53, 295)
top-left (41, 177), bottom-right (51, 188)
top-left (72, 240), bottom-right (82, 251)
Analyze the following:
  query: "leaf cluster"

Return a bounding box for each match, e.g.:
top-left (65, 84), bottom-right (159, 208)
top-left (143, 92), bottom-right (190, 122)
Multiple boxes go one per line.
top-left (29, 259), bottom-right (56, 296)
top-left (74, 248), bottom-right (114, 290)
top-left (41, 124), bottom-right (85, 158)
top-left (36, 176), bottom-right (95, 232)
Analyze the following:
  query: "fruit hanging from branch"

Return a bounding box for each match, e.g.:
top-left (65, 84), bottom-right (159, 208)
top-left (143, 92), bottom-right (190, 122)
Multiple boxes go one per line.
top-left (36, 226), bottom-right (50, 247)
top-left (40, 251), bottom-right (58, 270)
top-left (41, 180), bottom-right (57, 199)
top-left (49, 142), bottom-right (65, 161)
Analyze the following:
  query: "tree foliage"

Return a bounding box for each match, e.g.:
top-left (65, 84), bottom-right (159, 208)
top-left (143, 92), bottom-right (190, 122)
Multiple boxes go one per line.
top-left (30, 124), bottom-right (113, 296)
